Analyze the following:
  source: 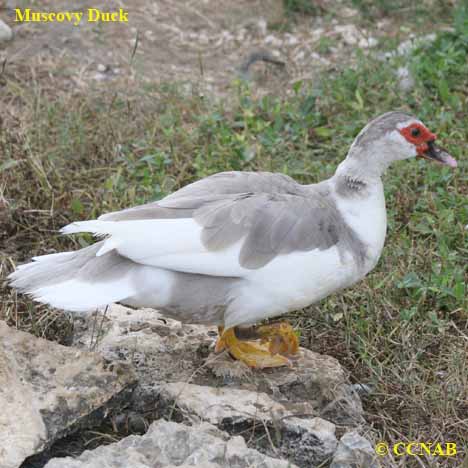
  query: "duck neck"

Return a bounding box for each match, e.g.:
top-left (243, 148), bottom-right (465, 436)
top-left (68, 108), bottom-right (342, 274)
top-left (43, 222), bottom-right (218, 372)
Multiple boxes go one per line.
top-left (333, 152), bottom-right (387, 197)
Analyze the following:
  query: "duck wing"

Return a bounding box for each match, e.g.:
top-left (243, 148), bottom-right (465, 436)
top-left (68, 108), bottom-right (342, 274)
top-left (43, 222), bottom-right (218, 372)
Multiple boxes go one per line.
top-left (63, 171), bottom-right (364, 276)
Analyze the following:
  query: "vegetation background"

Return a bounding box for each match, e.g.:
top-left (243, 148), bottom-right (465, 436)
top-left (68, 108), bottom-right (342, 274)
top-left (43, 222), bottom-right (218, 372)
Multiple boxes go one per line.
top-left (0, 0), bottom-right (466, 466)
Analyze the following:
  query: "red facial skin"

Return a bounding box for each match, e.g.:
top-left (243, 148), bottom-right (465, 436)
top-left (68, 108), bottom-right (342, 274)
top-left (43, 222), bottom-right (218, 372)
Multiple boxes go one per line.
top-left (399, 122), bottom-right (437, 155)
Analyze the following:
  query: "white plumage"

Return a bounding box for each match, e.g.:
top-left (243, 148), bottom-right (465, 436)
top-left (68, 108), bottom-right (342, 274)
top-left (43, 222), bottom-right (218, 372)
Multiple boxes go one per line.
top-left (9, 112), bottom-right (457, 333)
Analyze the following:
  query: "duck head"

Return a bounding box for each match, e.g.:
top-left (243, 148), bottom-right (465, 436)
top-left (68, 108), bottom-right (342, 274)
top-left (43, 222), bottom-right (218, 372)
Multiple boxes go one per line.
top-left (341, 111), bottom-right (457, 178)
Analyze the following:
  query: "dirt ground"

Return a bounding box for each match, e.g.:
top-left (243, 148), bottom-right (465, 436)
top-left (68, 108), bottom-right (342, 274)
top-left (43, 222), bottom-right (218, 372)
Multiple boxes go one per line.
top-left (1, 0), bottom-right (406, 97)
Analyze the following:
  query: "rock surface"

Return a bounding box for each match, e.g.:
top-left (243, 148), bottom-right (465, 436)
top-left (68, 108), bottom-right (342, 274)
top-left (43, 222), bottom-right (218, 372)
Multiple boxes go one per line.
top-left (74, 305), bottom-right (362, 419)
top-left (44, 420), bottom-right (298, 468)
top-left (157, 382), bottom-right (338, 465)
top-left (0, 321), bottom-right (137, 468)
top-left (0, 19), bottom-right (12, 43)
top-left (330, 431), bottom-right (378, 468)
top-left (71, 305), bottom-right (364, 467)
top-left (396, 66), bottom-right (415, 92)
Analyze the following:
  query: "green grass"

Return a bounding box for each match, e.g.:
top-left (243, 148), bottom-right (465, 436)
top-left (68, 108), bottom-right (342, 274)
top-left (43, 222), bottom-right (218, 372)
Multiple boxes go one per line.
top-left (1, 3), bottom-right (467, 467)
top-left (283, 0), bottom-right (320, 17)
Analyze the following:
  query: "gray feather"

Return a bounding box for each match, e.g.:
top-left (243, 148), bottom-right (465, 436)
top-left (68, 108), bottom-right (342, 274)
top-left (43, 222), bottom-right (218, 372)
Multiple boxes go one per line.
top-left (353, 111), bottom-right (413, 151)
top-left (100, 171), bottom-right (367, 269)
top-left (9, 242), bottom-right (136, 292)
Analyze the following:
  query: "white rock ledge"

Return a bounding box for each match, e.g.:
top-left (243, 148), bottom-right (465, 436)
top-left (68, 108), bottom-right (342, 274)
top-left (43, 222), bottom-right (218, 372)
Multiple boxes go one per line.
top-left (44, 420), bottom-right (298, 468)
top-left (0, 321), bottom-right (137, 468)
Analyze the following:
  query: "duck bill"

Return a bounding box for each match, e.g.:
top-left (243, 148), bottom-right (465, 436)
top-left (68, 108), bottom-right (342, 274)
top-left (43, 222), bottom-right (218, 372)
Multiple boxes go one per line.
top-left (417, 141), bottom-right (457, 168)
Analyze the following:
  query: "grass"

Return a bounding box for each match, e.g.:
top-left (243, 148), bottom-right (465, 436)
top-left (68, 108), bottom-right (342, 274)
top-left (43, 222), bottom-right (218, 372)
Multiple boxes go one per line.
top-left (1, 2), bottom-right (467, 467)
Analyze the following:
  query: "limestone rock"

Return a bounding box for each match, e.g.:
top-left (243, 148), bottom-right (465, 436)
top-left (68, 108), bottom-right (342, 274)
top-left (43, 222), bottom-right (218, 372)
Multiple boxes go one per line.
top-left (44, 420), bottom-right (298, 468)
top-left (396, 66), bottom-right (415, 92)
top-left (378, 33), bottom-right (438, 61)
top-left (0, 321), bottom-right (137, 468)
top-left (0, 19), bottom-right (12, 42)
top-left (158, 381), bottom-right (291, 424)
top-left (330, 431), bottom-right (378, 468)
top-left (157, 382), bottom-right (337, 465)
top-left (333, 25), bottom-right (377, 49)
top-left (281, 417), bottom-right (338, 466)
top-left (71, 305), bottom-right (363, 467)
top-left (73, 305), bottom-right (363, 426)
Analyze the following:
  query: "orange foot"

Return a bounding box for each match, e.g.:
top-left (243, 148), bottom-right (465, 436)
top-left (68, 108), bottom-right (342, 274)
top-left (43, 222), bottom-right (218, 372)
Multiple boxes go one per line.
top-left (214, 322), bottom-right (299, 369)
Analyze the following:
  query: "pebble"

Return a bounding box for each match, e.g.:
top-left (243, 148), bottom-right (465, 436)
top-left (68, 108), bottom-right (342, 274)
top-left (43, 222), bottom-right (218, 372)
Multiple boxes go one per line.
top-left (0, 19), bottom-right (13, 43)
top-left (397, 66), bottom-right (415, 92)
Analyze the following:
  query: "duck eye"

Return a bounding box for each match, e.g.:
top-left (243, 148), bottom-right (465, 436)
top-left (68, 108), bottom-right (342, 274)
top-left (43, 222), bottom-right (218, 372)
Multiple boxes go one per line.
top-left (411, 127), bottom-right (421, 137)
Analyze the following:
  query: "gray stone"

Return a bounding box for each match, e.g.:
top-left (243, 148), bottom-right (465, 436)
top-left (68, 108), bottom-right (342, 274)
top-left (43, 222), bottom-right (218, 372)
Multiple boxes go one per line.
top-left (44, 420), bottom-right (298, 468)
top-left (396, 33), bottom-right (437, 56)
top-left (0, 321), bottom-right (137, 468)
top-left (157, 382), bottom-right (337, 465)
top-left (280, 417), bottom-right (338, 466)
top-left (158, 381), bottom-right (291, 424)
top-left (0, 19), bottom-right (12, 42)
top-left (397, 66), bottom-right (415, 92)
top-left (330, 431), bottom-right (378, 468)
top-left (73, 305), bottom-right (363, 422)
top-left (378, 33), bottom-right (438, 61)
top-left (350, 383), bottom-right (374, 397)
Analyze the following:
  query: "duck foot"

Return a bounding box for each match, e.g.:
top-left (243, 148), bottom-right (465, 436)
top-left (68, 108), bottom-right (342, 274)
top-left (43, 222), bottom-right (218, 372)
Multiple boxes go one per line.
top-left (214, 322), bottom-right (299, 369)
